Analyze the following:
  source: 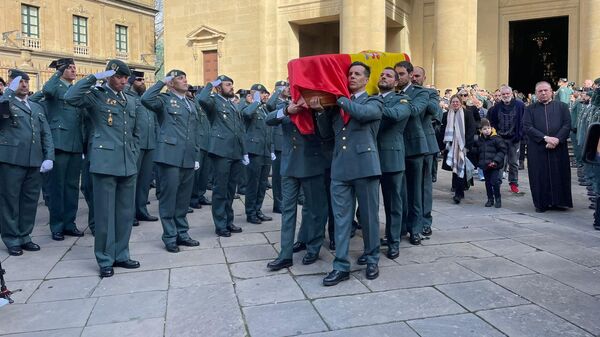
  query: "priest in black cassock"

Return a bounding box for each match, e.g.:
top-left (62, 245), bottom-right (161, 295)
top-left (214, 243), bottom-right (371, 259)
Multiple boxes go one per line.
top-left (523, 81), bottom-right (573, 212)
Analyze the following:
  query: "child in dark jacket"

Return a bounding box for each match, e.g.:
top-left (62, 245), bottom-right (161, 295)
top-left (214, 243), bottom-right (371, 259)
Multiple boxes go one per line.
top-left (474, 118), bottom-right (507, 207)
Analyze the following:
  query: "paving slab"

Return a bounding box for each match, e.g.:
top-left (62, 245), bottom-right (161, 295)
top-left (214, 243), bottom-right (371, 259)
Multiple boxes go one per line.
top-left (313, 287), bottom-right (465, 329)
top-left (4, 279), bottom-right (42, 304)
top-left (514, 235), bottom-right (600, 267)
top-left (399, 243), bottom-right (494, 264)
top-left (422, 228), bottom-right (504, 245)
top-left (471, 238), bottom-right (537, 256)
top-left (229, 259), bottom-right (287, 279)
top-left (407, 313), bottom-right (506, 337)
top-left (87, 291), bottom-right (167, 326)
top-left (481, 224), bottom-right (543, 237)
top-left (296, 274), bottom-right (370, 299)
top-left (494, 274), bottom-right (600, 335)
top-left (478, 304), bottom-right (593, 337)
top-left (263, 230), bottom-right (281, 244)
top-left (235, 273), bottom-right (305, 306)
top-left (169, 264), bottom-right (232, 288)
top-left (224, 244), bottom-right (278, 263)
top-left (3, 247), bottom-right (69, 281)
top-left (457, 256), bottom-right (535, 278)
top-left (493, 213), bottom-right (547, 224)
top-left (165, 283), bottom-right (245, 337)
top-left (46, 258), bottom-right (100, 279)
top-left (81, 317), bottom-right (164, 337)
top-left (218, 232), bottom-right (268, 247)
top-left (437, 280), bottom-right (529, 311)
top-left (356, 262), bottom-right (482, 291)
top-left (0, 298), bottom-right (96, 335)
top-left (243, 300), bottom-right (327, 337)
top-left (0, 328), bottom-right (83, 337)
top-left (92, 270), bottom-right (169, 297)
top-left (29, 276), bottom-right (99, 302)
top-left (300, 322), bottom-right (419, 337)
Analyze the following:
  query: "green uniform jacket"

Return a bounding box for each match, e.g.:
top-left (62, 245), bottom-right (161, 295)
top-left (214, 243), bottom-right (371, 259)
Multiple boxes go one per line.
top-left (377, 92), bottom-right (412, 172)
top-left (193, 100), bottom-right (211, 151)
top-left (141, 82), bottom-right (201, 168)
top-left (266, 90), bottom-right (285, 152)
top-left (65, 75), bottom-right (139, 176)
top-left (0, 89), bottom-right (54, 167)
top-left (422, 88), bottom-right (442, 154)
top-left (197, 83), bottom-right (246, 160)
top-left (241, 100), bottom-right (273, 156)
top-left (402, 84), bottom-right (429, 157)
top-left (128, 88), bottom-right (157, 150)
top-left (316, 93), bottom-right (383, 181)
top-left (266, 110), bottom-right (326, 178)
top-left (42, 71), bottom-right (84, 153)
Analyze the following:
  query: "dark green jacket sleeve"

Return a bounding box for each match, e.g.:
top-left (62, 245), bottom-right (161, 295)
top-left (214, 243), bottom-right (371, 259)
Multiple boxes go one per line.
top-left (336, 95), bottom-right (383, 123)
top-left (266, 89), bottom-right (282, 111)
top-left (64, 75), bottom-right (98, 108)
top-left (140, 81), bottom-right (166, 115)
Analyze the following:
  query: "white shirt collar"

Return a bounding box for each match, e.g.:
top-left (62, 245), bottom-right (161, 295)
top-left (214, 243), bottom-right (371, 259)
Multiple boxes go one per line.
top-left (402, 83), bottom-right (412, 93)
top-left (380, 91), bottom-right (393, 98)
top-left (352, 90), bottom-right (367, 99)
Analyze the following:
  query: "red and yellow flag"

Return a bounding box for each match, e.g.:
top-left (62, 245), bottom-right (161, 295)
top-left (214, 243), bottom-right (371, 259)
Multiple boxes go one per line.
top-left (287, 51), bottom-right (410, 134)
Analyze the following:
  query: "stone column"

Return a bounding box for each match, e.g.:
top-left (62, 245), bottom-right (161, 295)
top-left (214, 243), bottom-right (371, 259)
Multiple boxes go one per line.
top-left (433, 0), bottom-right (478, 89)
top-left (340, 0), bottom-right (386, 53)
top-left (580, 0), bottom-right (600, 81)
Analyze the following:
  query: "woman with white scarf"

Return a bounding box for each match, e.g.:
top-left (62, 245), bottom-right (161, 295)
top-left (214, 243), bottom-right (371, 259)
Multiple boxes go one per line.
top-left (443, 95), bottom-right (477, 203)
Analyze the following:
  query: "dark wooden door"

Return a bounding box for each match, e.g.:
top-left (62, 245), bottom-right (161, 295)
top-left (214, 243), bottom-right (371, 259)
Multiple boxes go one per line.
top-left (203, 50), bottom-right (218, 83)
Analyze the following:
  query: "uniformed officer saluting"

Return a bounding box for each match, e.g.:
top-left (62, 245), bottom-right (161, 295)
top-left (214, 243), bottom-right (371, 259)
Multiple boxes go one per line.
top-left (65, 60), bottom-right (140, 278)
top-left (141, 70), bottom-right (201, 253)
top-left (0, 70), bottom-right (54, 256)
top-left (43, 58), bottom-right (86, 241)
top-left (197, 76), bottom-right (246, 237)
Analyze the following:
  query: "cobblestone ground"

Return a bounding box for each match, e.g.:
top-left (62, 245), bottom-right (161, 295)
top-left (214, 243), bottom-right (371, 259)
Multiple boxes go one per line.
top-left (1, 164), bottom-right (599, 337)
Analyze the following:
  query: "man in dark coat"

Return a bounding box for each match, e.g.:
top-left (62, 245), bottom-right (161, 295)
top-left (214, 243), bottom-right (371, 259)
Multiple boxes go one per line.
top-left (523, 81), bottom-right (572, 212)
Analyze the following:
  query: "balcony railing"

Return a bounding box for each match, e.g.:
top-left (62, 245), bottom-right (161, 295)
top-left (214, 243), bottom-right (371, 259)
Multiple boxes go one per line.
top-left (74, 44), bottom-right (89, 56)
top-left (21, 36), bottom-right (41, 49)
top-left (115, 50), bottom-right (128, 60)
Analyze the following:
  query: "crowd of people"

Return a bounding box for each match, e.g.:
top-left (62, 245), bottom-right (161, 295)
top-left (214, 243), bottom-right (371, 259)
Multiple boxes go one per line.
top-left (1, 56), bottom-right (599, 285)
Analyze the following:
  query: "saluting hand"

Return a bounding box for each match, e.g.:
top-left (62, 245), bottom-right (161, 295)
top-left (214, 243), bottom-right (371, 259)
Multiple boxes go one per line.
top-left (210, 79), bottom-right (222, 87)
top-left (8, 76), bottom-right (22, 91)
top-left (93, 70), bottom-right (116, 80)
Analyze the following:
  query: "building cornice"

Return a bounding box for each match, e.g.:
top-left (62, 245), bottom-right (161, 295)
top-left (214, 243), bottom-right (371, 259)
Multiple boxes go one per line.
top-left (97, 0), bottom-right (157, 16)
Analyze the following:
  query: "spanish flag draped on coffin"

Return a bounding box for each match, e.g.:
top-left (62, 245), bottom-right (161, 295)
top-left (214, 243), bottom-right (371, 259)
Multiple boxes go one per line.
top-left (287, 51), bottom-right (410, 134)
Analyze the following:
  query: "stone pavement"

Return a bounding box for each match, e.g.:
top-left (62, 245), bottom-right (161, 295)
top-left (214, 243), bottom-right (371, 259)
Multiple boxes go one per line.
top-left (1, 166), bottom-right (600, 337)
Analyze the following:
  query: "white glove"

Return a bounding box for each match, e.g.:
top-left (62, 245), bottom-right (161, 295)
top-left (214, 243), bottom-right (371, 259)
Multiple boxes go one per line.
top-left (8, 76), bottom-right (22, 91)
top-left (271, 152), bottom-right (276, 161)
top-left (194, 161), bottom-right (200, 170)
top-left (82, 154), bottom-right (85, 160)
top-left (276, 86), bottom-right (286, 93)
top-left (93, 70), bottom-right (116, 80)
top-left (242, 154), bottom-right (250, 166)
top-left (40, 160), bottom-right (53, 173)
top-left (162, 75), bottom-right (174, 83)
top-left (211, 79), bottom-right (222, 87)
top-left (253, 91), bottom-right (261, 102)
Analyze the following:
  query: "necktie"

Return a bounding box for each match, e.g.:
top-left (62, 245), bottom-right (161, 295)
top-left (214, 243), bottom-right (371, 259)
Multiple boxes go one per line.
top-left (351, 94), bottom-right (355, 101)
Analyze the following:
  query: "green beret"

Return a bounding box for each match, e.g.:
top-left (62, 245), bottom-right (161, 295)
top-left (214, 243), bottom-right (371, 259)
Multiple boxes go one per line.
top-left (274, 80), bottom-right (288, 87)
top-left (49, 58), bottom-right (74, 69)
top-left (251, 83), bottom-right (267, 92)
top-left (167, 69), bottom-right (186, 77)
top-left (7, 69), bottom-right (30, 81)
top-left (106, 59), bottom-right (131, 76)
top-left (594, 78), bottom-right (600, 86)
top-left (217, 75), bottom-right (233, 84)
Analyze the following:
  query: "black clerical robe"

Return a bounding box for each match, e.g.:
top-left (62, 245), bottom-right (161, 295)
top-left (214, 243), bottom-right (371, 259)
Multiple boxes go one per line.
top-left (523, 100), bottom-right (573, 210)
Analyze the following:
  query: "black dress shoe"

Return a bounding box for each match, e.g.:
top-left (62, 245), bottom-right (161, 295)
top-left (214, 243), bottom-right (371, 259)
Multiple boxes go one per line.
top-left (257, 212), bottom-right (272, 221)
top-left (535, 207), bottom-right (546, 213)
top-left (302, 253), bottom-right (319, 265)
top-left (594, 224), bottom-right (600, 231)
top-left (227, 224), bottom-right (243, 233)
top-left (323, 270), bottom-right (350, 286)
top-left (409, 233), bottom-right (421, 245)
top-left (380, 238), bottom-right (389, 246)
top-left (366, 263), bottom-right (379, 280)
top-left (177, 237), bottom-right (200, 246)
top-left (189, 203), bottom-right (203, 209)
top-left (216, 229), bottom-right (231, 237)
top-left (329, 240), bottom-right (336, 250)
top-left (100, 266), bottom-right (114, 278)
top-left (247, 215), bottom-right (262, 224)
top-left (422, 227), bottom-right (433, 236)
top-left (267, 258), bottom-right (293, 271)
top-left (7, 246), bottom-right (23, 256)
top-left (292, 242), bottom-right (306, 253)
top-left (113, 259), bottom-right (140, 269)
top-left (452, 196), bottom-right (461, 204)
top-left (63, 228), bottom-right (84, 237)
top-left (357, 254), bottom-right (367, 265)
top-left (21, 242), bottom-right (40, 251)
top-left (137, 215), bottom-right (159, 222)
top-left (133, 219), bottom-right (140, 227)
top-left (187, 207), bottom-right (194, 213)
top-left (386, 247), bottom-right (399, 260)
top-left (166, 243), bottom-right (180, 253)
top-left (51, 232), bottom-right (65, 241)
top-left (198, 197), bottom-right (212, 205)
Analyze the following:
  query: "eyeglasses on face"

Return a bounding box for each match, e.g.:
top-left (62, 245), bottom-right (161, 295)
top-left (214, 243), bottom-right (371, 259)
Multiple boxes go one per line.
top-left (135, 78), bottom-right (145, 81)
top-left (460, 94), bottom-right (468, 97)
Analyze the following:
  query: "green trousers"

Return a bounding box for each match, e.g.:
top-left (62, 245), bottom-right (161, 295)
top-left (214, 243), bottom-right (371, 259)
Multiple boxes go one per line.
top-left (381, 171), bottom-right (404, 250)
top-left (156, 163), bottom-right (194, 245)
top-left (48, 150), bottom-right (82, 233)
